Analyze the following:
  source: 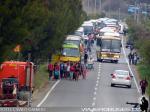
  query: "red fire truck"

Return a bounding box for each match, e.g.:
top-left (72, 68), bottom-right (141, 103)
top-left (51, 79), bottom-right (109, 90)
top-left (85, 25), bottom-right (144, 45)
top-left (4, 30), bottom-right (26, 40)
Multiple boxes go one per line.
top-left (0, 61), bottom-right (35, 107)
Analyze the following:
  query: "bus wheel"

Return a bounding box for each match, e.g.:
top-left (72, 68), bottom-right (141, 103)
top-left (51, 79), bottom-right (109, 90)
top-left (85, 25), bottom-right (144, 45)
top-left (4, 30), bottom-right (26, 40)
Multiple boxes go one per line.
top-left (97, 58), bottom-right (99, 62)
top-left (115, 60), bottom-right (118, 64)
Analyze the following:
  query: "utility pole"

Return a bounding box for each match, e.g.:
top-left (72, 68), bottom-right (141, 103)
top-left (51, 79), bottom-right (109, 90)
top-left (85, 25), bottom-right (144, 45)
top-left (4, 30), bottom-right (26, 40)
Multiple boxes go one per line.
top-left (88, 0), bottom-right (90, 14)
top-left (118, 8), bottom-right (121, 21)
top-left (95, 0), bottom-right (97, 14)
top-left (109, 0), bottom-right (111, 17)
top-left (134, 0), bottom-right (137, 22)
top-left (100, 0), bottom-right (102, 13)
top-left (144, 3), bottom-right (147, 21)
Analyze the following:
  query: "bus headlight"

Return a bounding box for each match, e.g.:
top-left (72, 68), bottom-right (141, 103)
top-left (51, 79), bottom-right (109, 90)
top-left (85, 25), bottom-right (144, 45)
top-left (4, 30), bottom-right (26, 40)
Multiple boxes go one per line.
top-left (114, 55), bottom-right (119, 58)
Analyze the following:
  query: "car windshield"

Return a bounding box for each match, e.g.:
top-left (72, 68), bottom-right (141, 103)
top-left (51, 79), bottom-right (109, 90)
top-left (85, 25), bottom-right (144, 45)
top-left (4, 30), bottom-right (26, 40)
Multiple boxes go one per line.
top-left (62, 48), bottom-right (80, 57)
top-left (64, 40), bottom-right (80, 46)
top-left (115, 70), bottom-right (129, 76)
top-left (83, 26), bottom-right (93, 35)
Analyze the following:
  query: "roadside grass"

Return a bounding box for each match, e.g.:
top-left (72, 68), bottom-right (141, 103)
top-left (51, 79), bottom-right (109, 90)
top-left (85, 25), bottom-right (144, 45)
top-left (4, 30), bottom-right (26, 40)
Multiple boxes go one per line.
top-left (33, 55), bottom-right (59, 90)
top-left (34, 64), bottom-right (49, 90)
top-left (137, 64), bottom-right (150, 95)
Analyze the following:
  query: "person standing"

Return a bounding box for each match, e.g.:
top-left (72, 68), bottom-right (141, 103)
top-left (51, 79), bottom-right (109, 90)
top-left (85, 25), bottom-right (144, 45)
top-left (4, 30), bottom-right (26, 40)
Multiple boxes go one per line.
top-left (140, 79), bottom-right (148, 95)
top-left (63, 62), bottom-right (67, 79)
top-left (60, 62), bottom-right (64, 79)
top-left (133, 52), bottom-right (138, 65)
top-left (131, 52), bottom-right (134, 65)
top-left (84, 53), bottom-right (88, 65)
top-left (48, 63), bottom-right (54, 80)
top-left (54, 62), bottom-right (60, 80)
top-left (128, 52), bottom-right (132, 65)
top-left (66, 62), bottom-right (70, 79)
top-left (130, 45), bottom-right (134, 52)
top-left (70, 63), bottom-right (75, 80)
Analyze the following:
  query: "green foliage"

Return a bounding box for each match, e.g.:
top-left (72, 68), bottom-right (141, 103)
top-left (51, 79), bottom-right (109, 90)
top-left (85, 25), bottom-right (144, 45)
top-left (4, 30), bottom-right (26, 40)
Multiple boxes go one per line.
top-left (127, 17), bottom-right (150, 65)
top-left (138, 64), bottom-right (150, 95)
top-left (0, 0), bottom-right (86, 63)
top-left (87, 13), bottom-right (105, 20)
top-left (139, 40), bottom-right (150, 65)
top-left (127, 16), bottom-right (150, 95)
top-left (34, 64), bottom-right (49, 89)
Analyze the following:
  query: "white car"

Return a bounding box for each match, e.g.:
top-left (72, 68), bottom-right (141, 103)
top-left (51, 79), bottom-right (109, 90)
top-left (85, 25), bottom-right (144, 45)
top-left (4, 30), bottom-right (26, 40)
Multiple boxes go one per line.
top-left (110, 70), bottom-right (132, 88)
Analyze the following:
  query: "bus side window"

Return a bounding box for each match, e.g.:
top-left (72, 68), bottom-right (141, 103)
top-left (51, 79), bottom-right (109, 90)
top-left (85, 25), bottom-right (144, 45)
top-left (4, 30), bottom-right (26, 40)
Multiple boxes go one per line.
top-left (96, 39), bottom-right (101, 46)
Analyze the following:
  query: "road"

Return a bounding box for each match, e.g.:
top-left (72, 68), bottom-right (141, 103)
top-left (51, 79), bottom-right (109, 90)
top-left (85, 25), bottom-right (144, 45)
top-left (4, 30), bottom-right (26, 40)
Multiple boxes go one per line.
top-left (35, 36), bottom-right (141, 112)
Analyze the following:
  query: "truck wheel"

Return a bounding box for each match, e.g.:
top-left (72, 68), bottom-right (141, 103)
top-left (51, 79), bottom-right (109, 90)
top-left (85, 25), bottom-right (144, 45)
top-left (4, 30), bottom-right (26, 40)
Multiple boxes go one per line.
top-left (18, 91), bottom-right (30, 101)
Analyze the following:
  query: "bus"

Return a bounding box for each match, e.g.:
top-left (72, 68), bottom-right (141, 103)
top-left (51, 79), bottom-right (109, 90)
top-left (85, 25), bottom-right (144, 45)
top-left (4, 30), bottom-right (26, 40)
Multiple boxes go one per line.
top-left (60, 43), bottom-right (80, 62)
top-left (96, 35), bottom-right (121, 63)
top-left (64, 35), bottom-right (84, 53)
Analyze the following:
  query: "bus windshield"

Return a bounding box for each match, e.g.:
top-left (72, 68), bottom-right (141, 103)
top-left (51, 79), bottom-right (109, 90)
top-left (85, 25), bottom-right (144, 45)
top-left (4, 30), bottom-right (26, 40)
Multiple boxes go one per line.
top-left (74, 31), bottom-right (83, 37)
top-left (101, 39), bottom-right (121, 53)
top-left (111, 40), bottom-right (121, 53)
top-left (64, 40), bottom-right (80, 46)
top-left (101, 40), bottom-right (111, 52)
top-left (83, 26), bottom-right (93, 35)
top-left (62, 48), bottom-right (80, 57)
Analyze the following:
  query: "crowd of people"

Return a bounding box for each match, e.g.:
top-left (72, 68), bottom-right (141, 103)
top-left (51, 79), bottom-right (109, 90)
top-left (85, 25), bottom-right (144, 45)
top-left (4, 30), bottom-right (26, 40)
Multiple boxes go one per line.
top-left (47, 32), bottom-right (95, 81)
top-left (128, 44), bottom-right (139, 65)
top-left (128, 51), bottom-right (139, 65)
top-left (48, 61), bottom-right (87, 81)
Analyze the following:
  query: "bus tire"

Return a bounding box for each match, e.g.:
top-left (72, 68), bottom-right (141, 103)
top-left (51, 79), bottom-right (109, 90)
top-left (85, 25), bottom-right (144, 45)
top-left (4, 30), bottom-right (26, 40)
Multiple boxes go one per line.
top-left (99, 59), bottom-right (102, 62)
top-left (115, 60), bottom-right (118, 64)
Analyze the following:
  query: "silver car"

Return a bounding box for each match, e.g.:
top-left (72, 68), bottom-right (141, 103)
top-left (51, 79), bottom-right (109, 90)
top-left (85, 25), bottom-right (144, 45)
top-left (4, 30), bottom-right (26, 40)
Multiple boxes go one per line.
top-left (110, 70), bottom-right (132, 88)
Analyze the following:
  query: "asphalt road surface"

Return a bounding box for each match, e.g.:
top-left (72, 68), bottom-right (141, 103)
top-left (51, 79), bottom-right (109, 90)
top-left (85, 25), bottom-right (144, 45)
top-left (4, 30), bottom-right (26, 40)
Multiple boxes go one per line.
top-left (36, 36), bottom-right (141, 112)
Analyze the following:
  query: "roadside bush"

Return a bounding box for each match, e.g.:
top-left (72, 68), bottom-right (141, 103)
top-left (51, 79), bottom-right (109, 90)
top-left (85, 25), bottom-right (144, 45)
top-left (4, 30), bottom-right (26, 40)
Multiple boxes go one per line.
top-left (139, 40), bottom-right (150, 65)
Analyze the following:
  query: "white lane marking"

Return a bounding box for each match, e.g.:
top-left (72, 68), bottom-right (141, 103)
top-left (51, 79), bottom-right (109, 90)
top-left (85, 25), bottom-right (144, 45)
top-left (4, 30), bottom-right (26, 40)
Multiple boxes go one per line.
top-left (37, 80), bottom-right (60, 107)
top-left (93, 97), bottom-right (96, 100)
top-left (122, 37), bottom-right (140, 93)
top-left (96, 83), bottom-right (98, 87)
top-left (95, 87), bottom-right (98, 91)
top-left (96, 80), bottom-right (99, 84)
top-left (92, 102), bottom-right (95, 106)
top-left (92, 63), bottom-right (101, 107)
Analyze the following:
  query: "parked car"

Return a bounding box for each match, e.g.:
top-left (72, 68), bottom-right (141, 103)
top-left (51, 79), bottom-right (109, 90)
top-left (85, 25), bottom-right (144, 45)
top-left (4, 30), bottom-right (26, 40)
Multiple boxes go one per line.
top-left (110, 70), bottom-right (132, 88)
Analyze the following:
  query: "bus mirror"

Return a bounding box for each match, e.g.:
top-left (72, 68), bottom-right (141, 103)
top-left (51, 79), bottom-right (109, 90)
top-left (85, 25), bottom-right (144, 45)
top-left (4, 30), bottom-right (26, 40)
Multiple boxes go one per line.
top-left (63, 52), bottom-right (66, 56)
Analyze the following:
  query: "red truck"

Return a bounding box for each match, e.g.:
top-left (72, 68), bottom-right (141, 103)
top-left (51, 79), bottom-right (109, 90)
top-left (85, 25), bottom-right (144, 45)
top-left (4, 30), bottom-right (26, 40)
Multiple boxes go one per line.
top-left (0, 61), bottom-right (35, 107)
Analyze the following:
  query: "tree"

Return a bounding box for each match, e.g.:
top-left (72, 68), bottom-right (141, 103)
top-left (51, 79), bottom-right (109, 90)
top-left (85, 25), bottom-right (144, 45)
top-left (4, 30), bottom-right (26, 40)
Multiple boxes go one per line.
top-left (0, 0), bottom-right (86, 63)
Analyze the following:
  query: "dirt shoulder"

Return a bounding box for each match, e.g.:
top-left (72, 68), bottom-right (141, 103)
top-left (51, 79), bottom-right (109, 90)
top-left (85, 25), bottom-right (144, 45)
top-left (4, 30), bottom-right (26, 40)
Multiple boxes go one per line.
top-left (32, 81), bottom-right (56, 107)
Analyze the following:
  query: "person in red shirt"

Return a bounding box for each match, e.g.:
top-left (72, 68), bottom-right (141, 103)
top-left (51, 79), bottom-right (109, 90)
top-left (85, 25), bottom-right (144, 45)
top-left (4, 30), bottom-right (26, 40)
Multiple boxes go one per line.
top-left (140, 79), bottom-right (148, 95)
top-left (48, 63), bottom-right (54, 80)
